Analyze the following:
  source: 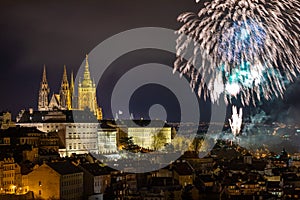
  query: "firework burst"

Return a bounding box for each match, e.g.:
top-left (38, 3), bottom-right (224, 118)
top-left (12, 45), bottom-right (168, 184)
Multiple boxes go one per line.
top-left (175, 0), bottom-right (300, 105)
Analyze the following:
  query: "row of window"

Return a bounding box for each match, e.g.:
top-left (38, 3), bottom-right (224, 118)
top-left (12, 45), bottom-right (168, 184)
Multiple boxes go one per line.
top-left (68, 132), bottom-right (97, 139)
top-left (2, 188), bottom-right (15, 192)
top-left (2, 180), bottom-right (14, 185)
top-left (61, 187), bottom-right (82, 196)
top-left (63, 173), bottom-right (82, 179)
top-left (3, 139), bottom-right (10, 144)
top-left (94, 179), bottom-right (108, 187)
top-left (2, 172), bottom-right (15, 178)
top-left (46, 125), bottom-right (60, 129)
top-left (68, 143), bottom-right (96, 150)
top-left (68, 124), bottom-right (97, 129)
top-left (2, 165), bottom-right (15, 171)
top-left (61, 178), bottom-right (81, 186)
top-left (40, 141), bottom-right (58, 145)
top-left (128, 128), bottom-right (170, 132)
top-left (20, 139), bottom-right (38, 144)
top-left (44, 124), bottom-right (97, 131)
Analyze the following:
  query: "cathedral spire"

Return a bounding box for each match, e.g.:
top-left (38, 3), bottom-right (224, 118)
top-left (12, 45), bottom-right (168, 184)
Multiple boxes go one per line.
top-left (59, 65), bottom-right (71, 110)
top-left (62, 65), bottom-right (68, 83)
top-left (70, 70), bottom-right (76, 108)
top-left (38, 65), bottom-right (50, 111)
top-left (70, 70), bottom-right (75, 95)
top-left (85, 54), bottom-right (89, 70)
top-left (60, 65), bottom-right (69, 92)
top-left (78, 54), bottom-right (102, 120)
top-left (83, 54), bottom-right (91, 82)
top-left (42, 64), bottom-right (47, 82)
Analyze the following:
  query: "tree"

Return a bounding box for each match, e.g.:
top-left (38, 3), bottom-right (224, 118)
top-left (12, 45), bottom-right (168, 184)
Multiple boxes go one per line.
top-left (119, 137), bottom-right (139, 153)
top-left (165, 143), bottom-right (175, 152)
top-left (171, 136), bottom-right (192, 152)
top-left (189, 137), bottom-right (204, 152)
top-left (151, 130), bottom-right (167, 151)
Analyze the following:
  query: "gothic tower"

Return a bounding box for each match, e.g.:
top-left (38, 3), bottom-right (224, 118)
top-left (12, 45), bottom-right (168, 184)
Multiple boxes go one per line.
top-left (59, 65), bottom-right (72, 110)
top-left (78, 55), bottom-right (102, 119)
top-left (38, 65), bottom-right (50, 111)
top-left (70, 70), bottom-right (76, 108)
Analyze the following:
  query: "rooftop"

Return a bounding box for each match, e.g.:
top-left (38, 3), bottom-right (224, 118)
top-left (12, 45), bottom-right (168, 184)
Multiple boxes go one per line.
top-left (17, 109), bottom-right (97, 123)
top-left (0, 126), bottom-right (44, 137)
top-left (79, 163), bottom-right (111, 176)
top-left (47, 161), bottom-right (83, 175)
top-left (173, 161), bottom-right (194, 176)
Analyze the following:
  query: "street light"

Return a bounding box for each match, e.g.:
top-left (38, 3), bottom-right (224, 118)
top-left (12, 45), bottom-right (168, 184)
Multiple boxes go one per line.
top-left (12, 185), bottom-right (17, 194)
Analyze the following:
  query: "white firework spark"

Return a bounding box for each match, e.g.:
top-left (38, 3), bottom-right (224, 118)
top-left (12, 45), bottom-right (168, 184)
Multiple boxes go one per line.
top-left (229, 106), bottom-right (243, 137)
top-left (175, 0), bottom-right (300, 105)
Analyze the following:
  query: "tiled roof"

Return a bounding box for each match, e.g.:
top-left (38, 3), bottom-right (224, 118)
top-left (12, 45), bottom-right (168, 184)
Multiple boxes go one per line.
top-left (47, 161), bottom-right (83, 175)
top-left (173, 161), bottom-right (194, 175)
top-left (79, 163), bottom-right (111, 176)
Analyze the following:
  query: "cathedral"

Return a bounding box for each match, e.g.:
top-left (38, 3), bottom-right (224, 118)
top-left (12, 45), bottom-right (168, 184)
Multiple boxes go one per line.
top-left (38, 55), bottom-right (102, 120)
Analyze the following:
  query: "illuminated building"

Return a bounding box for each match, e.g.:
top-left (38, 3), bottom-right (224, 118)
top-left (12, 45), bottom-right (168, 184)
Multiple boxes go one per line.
top-left (0, 157), bottom-right (22, 194)
top-left (78, 163), bottom-right (111, 199)
top-left (38, 66), bottom-right (50, 111)
top-left (16, 110), bottom-right (98, 157)
top-left (173, 160), bottom-right (194, 187)
top-left (0, 112), bottom-right (15, 130)
top-left (23, 161), bottom-right (83, 200)
top-left (290, 153), bottom-right (300, 168)
top-left (97, 122), bottom-right (118, 154)
top-left (0, 127), bottom-right (60, 164)
top-left (38, 55), bottom-right (102, 120)
top-left (244, 152), bottom-right (253, 165)
top-left (77, 55), bottom-right (102, 120)
top-left (127, 126), bottom-right (171, 150)
top-left (118, 120), bottom-right (172, 150)
top-left (97, 120), bottom-right (172, 153)
top-left (0, 127), bottom-right (43, 146)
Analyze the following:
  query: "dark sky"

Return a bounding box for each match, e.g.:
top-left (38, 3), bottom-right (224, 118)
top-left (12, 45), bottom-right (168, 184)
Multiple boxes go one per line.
top-left (0, 0), bottom-right (299, 124)
top-left (0, 0), bottom-right (200, 119)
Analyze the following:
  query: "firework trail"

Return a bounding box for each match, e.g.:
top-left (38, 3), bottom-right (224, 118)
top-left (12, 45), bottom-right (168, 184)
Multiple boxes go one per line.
top-left (175, 0), bottom-right (300, 105)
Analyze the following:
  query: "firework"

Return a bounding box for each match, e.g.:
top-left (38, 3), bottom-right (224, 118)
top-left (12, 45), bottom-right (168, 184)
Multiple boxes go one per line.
top-left (175, 0), bottom-right (300, 105)
top-left (229, 106), bottom-right (243, 137)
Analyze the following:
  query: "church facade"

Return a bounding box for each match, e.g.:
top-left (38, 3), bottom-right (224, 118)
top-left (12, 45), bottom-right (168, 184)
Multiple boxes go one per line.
top-left (38, 55), bottom-right (102, 120)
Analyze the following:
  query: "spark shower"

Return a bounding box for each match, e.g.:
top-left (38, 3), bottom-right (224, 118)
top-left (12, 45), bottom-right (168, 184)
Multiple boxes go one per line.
top-left (175, 0), bottom-right (300, 106)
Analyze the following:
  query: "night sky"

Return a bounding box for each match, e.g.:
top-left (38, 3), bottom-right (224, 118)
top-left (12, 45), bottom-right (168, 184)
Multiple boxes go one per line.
top-left (0, 0), bottom-right (299, 124)
top-left (0, 0), bottom-right (198, 117)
